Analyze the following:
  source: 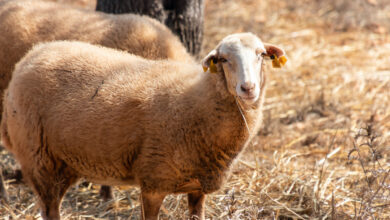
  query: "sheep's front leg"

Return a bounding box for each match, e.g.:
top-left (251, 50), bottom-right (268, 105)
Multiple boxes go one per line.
top-left (188, 191), bottom-right (206, 220)
top-left (141, 191), bottom-right (166, 220)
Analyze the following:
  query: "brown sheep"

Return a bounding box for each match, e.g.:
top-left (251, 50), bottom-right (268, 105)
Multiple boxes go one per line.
top-left (0, 0), bottom-right (193, 119)
top-left (1, 33), bottom-right (286, 220)
top-left (0, 0), bottom-right (193, 199)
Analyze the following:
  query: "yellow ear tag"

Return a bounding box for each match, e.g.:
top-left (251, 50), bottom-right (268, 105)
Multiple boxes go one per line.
top-left (279, 55), bottom-right (287, 66)
top-left (203, 66), bottom-right (208, 72)
top-left (271, 55), bottom-right (287, 68)
top-left (209, 59), bottom-right (218, 73)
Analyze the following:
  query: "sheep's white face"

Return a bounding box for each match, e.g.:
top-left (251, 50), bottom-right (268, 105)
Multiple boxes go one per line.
top-left (202, 33), bottom-right (285, 105)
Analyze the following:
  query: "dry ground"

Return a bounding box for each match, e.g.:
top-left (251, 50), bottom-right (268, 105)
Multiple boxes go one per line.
top-left (1, 0), bottom-right (390, 219)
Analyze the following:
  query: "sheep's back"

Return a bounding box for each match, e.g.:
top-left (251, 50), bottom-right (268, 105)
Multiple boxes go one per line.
top-left (0, 0), bottom-right (190, 61)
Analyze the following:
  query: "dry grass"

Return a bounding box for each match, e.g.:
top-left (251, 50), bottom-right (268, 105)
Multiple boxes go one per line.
top-left (1, 0), bottom-right (390, 219)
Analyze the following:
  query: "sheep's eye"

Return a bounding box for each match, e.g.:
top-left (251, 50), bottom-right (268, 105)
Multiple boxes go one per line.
top-left (257, 52), bottom-right (266, 60)
top-left (219, 57), bottom-right (228, 63)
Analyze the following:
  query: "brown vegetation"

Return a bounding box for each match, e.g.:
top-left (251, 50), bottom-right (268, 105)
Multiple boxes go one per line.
top-left (1, 0), bottom-right (389, 219)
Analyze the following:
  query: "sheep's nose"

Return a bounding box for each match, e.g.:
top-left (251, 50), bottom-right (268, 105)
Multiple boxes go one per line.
top-left (240, 82), bottom-right (255, 94)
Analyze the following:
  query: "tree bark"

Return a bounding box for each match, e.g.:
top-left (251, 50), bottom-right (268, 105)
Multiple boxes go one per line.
top-left (96, 0), bottom-right (204, 56)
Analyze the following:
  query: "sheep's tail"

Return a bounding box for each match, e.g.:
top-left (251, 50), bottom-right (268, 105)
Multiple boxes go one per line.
top-left (1, 90), bottom-right (12, 150)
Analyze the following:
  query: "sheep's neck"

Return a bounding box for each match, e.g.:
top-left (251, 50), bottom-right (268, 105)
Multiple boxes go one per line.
top-left (193, 73), bottom-right (263, 160)
top-left (200, 72), bottom-right (263, 136)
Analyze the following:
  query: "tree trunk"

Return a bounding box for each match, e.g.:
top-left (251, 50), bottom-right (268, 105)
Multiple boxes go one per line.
top-left (96, 0), bottom-right (204, 56)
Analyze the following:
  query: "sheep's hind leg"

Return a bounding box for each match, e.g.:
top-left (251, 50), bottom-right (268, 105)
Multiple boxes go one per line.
top-left (22, 162), bottom-right (79, 220)
top-left (188, 191), bottom-right (206, 220)
top-left (140, 191), bottom-right (166, 220)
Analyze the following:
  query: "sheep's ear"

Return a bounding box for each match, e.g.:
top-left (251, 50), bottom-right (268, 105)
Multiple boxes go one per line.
top-left (264, 43), bottom-right (287, 68)
top-left (202, 49), bottom-right (218, 73)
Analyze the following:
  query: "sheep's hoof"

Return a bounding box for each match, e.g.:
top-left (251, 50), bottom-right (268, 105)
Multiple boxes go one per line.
top-left (99, 185), bottom-right (113, 201)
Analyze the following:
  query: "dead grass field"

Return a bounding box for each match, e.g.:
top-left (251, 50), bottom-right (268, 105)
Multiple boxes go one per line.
top-left (1, 0), bottom-right (390, 219)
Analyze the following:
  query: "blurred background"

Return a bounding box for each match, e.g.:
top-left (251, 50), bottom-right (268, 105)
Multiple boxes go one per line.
top-left (1, 0), bottom-right (390, 219)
